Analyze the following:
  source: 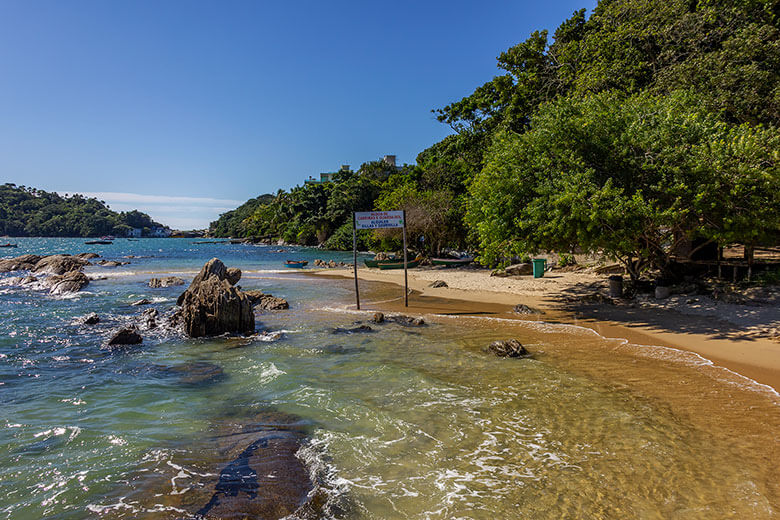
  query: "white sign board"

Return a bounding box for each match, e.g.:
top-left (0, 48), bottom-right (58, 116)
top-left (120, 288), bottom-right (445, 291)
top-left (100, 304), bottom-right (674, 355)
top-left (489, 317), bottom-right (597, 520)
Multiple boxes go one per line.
top-left (354, 211), bottom-right (404, 230)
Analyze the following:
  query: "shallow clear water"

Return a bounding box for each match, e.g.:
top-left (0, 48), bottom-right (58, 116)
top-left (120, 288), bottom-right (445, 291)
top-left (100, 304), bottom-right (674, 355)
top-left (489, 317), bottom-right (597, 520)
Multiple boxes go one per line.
top-left (1, 238), bottom-right (779, 519)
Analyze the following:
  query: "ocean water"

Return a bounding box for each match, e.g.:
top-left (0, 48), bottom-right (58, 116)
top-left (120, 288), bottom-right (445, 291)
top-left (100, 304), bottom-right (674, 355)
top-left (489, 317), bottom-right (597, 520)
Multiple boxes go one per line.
top-left (1, 238), bottom-right (779, 519)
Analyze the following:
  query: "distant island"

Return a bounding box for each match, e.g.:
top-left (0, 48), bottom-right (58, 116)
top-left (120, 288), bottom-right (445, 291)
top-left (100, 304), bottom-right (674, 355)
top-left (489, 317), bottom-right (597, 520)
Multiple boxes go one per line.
top-left (209, 0), bottom-right (780, 280)
top-left (0, 183), bottom-right (170, 238)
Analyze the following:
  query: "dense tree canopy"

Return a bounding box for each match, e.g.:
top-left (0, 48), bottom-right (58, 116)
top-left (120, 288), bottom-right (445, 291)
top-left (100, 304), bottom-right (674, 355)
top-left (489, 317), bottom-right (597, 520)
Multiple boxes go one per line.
top-left (211, 0), bottom-right (780, 276)
top-left (0, 184), bottom-right (165, 237)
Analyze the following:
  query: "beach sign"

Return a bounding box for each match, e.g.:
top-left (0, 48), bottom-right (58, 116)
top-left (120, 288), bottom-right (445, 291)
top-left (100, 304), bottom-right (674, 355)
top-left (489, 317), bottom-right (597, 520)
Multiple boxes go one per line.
top-left (354, 211), bottom-right (404, 230)
top-left (352, 210), bottom-right (409, 309)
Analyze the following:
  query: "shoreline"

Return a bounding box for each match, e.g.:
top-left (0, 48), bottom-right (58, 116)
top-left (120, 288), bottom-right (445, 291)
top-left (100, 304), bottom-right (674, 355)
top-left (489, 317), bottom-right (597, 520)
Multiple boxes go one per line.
top-left (308, 266), bottom-right (780, 392)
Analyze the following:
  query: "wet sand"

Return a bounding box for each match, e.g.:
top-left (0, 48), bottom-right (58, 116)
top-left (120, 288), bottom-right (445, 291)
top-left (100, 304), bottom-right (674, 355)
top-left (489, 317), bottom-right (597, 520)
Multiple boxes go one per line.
top-left (308, 267), bottom-right (780, 392)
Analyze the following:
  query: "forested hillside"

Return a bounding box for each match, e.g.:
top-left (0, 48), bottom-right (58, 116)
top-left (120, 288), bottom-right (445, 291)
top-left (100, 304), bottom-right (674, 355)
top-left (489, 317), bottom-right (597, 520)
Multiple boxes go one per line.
top-left (0, 184), bottom-right (164, 237)
top-left (211, 0), bottom-right (780, 273)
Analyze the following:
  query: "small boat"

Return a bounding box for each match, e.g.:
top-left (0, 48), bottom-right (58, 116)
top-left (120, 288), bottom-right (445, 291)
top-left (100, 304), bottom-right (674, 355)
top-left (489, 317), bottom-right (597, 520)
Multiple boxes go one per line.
top-left (364, 257), bottom-right (399, 268)
top-left (85, 240), bottom-right (113, 245)
top-left (377, 258), bottom-right (421, 270)
top-left (431, 256), bottom-right (474, 267)
top-left (0, 243), bottom-right (17, 248)
top-left (284, 260), bottom-right (308, 268)
top-left (101, 235), bottom-right (115, 241)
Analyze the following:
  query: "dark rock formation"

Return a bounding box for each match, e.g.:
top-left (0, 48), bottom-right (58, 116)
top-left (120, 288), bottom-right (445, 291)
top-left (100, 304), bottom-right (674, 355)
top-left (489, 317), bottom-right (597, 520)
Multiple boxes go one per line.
top-left (139, 308), bottom-right (159, 329)
top-left (387, 315), bottom-right (425, 326)
top-left (177, 258), bottom-right (255, 338)
top-left (0, 254), bottom-right (42, 272)
top-left (131, 298), bottom-right (152, 306)
top-left (331, 324), bottom-right (373, 334)
top-left (161, 361), bottom-right (224, 385)
top-left (97, 260), bottom-right (127, 267)
top-left (370, 312), bottom-right (385, 323)
top-left (75, 252), bottom-right (100, 259)
top-left (148, 276), bottom-right (185, 288)
top-left (487, 339), bottom-right (530, 358)
top-left (33, 255), bottom-right (90, 275)
top-left (21, 275), bottom-right (38, 285)
top-left (243, 290), bottom-right (289, 310)
top-left (107, 328), bottom-right (143, 346)
top-left (80, 313), bottom-right (100, 325)
top-left (429, 280), bottom-right (448, 288)
top-left (48, 271), bottom-right (89, 294)
top-left (226, 267), bottom-right (242, 286)
top-left (513, 304), bottom-right (543, 315)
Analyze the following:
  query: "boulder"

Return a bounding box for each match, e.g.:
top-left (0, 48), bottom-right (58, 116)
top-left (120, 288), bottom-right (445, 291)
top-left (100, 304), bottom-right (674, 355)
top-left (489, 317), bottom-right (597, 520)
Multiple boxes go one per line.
top-left (97, 260), bottom-right (125, 267)
top-left (331, 325), bottom-right (374, 334)
top-left (505, 263), bottom-right (533, 276)
top-left (387, 314), bottom-right (425, 326)
top-left (79, 313), bottom-right (100, 325)
top-left (131, 298), bottom-right (152, 306)
top-left (148, 276), bottom-right (185, 288)
top-left (33, 255), bottom-right (90, 275)
top-left (256, 295), bottom-right (289, 310)
top-left (177, 258), bottom-right (255, 338)
top-left (226, 267), bottom-right (242, 286)
top-left (140, 308), bottom-right (159, 329)
top-left (107, 328), bottom-right (143, 346)
top-left (513, 304), bottom-right (543, 315)
top-left (49, 271), bottom-right (90, 294)
top-left (429, 280), bottom-right (448, 288)
top-left (75, 253), bottom-right (100, 259)
top-left (0, 254), bottom-right (42, 273)
top-left (21, 275), bottom-right (38, 285)
top-left (370, 312), bottom-right (385, 323)
top-left (487, 339), bottom-right (530, 358)
top-left (328, 260), bottom-right (337, 268)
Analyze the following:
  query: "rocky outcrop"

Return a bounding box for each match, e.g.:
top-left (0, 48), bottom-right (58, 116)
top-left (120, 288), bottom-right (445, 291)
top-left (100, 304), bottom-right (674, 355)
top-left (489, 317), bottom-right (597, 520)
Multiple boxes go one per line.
top-left (331, 325), bottom-right (374, 334)
top-left (487, 339), bottom-right (531, 358)
top-left (368, 312), bottom-right (425, 326)
top-left (0, 254), bottom-right (42, 272)
top-left (75, 253), bottom-right (100, 259)
top-left (370, 312), bottom-right (385, 323)
top-left (97, 260), bottom-right (128, 267)
top-left (148, 276), bottom-right (185, 288)
top-left (177, 258), bottom-right (255, 338)
top-left (33, 255), bottom-right (90, 275)
top-left (78, 313), bottom-right (100, 325)
top-left (491, 263), bottom-right (532, 277)
top-left (48, 271), bottom-right (90, 294)
top-left (243, 290), bottom-right (290, 310)
top-left (226, 267), bottom-right (242, 286)
top-left (131, 298), bottom-right (152, 306)
top-left (107, 327), bottom-right (143, 346)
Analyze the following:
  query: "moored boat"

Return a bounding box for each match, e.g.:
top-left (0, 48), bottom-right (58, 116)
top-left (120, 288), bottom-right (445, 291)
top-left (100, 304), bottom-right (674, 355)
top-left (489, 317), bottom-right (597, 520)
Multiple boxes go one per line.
top-left (376, 258), bottom-right (421, 270)
top-left (431, 256), bottom-right (474, 267)
top-left (0, 243), bottom-right (17, 248)
top-left (85, 240), bottom-right (113, 245)
top-left (284, 260), bottom-right (308, 268)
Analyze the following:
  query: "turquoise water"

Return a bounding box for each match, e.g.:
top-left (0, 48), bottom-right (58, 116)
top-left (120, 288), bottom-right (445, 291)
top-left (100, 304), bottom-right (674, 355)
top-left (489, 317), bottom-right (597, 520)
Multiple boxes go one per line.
top-left (2, 238), bottom-right (779, 519)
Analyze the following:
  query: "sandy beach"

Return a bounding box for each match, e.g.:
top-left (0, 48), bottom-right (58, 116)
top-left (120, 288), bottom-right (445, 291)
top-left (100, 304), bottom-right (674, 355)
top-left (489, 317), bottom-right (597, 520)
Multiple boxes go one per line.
top-left (312, 265), bottom-right (780, 392)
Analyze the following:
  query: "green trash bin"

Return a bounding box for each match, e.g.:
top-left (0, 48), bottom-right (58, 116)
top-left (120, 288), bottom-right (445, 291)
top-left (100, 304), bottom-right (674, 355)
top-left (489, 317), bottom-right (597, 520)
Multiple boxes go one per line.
top-left (532, 258), bottom-right (547, 278)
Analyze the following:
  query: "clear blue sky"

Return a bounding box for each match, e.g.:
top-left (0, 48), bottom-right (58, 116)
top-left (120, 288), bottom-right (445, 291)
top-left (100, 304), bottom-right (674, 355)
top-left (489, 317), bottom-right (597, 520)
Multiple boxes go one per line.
top-left (0, 0), bottom-right (595, 229)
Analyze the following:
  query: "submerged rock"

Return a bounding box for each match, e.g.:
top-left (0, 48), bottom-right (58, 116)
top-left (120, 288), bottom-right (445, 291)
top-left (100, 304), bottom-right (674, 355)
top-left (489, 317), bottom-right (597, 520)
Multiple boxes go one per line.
top-left (330, 324), bottom-right (374, 334)
top-left (177, 258), bottom-right (255, 338)
top-left (75, 252), bottom-right (100, 259)
top-left (487, 339), bottom-right (530, 358)
top-left (243, 290), bottom-right (289, 310)
top-left (79, 313), bottom-right (100, 325)
top-left (131, 298), bottom-right (152, 306)
top-left (161, 361), bottom-right (225, 386)
top-left (107, 327), bottom-right (143, 346)
top-left (148, 276), bottom-right (185, 288)
top-left (387, 315), bottom-right (425, 326)
top-left (97, 260), bottom-right (126, 267)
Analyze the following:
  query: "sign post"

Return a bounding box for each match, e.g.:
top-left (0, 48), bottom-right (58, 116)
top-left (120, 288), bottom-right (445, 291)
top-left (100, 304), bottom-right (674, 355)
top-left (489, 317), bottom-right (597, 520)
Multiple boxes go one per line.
top-left (354, 210), bottom-right (408, 308)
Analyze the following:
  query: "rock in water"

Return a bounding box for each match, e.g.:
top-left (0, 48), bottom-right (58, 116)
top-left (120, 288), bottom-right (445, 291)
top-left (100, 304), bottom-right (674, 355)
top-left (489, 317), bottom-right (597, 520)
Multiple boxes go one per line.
top-left (177, 258), bottom-right (255, 338)
top-left (33, 255), bottom-right (90, 275)
top-left (49, 271), bottom-right (89, 294)
top-left (226, 267), bottom-right (242, 286)
top-left (0, 254), bottom-right (42, 272)
top-left (487, 339), bottom-right (531, 358)
top-left (513, 304), bottom-right (543, 315)
top-left (131, 298), bottom-right (152, 306)
top-left (371, 312), bottom-right (385, 323)
top-left (148, 276), bottom-right (185, 288)
top-left (79, 313), bottom-right (100, 325)
top-left (107, 328), bottom-right (143, 346)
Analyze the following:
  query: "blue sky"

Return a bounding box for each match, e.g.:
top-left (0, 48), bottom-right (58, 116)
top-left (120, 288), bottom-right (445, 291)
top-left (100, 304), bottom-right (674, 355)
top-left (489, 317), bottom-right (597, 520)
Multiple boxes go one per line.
top-left (0, 0), bottom-right (595, 229)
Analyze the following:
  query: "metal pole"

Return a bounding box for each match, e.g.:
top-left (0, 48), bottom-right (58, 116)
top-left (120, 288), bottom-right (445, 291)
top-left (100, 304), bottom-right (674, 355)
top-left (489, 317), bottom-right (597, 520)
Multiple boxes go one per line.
top-left (353, 213), bottom-right (360, 310)
top-left (402, 210), bottom-right (408, 307)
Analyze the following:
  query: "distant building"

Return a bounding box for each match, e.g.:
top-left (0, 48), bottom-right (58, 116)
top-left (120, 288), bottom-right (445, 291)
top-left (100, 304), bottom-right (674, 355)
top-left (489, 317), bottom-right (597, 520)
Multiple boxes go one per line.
top-left (150, 226), bottom-right (171, 238)
top-left (127, 228), bottom-right (142, 238)
top-left (305, 164), bottom-right (350, 185)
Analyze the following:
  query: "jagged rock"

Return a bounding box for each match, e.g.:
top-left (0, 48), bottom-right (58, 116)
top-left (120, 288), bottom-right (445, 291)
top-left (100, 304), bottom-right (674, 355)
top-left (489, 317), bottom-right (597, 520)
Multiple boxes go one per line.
top-left (21, 275), bottom-right (38, 285)
top-left (131, 298), bottom-right (152, 306)
top-left (487, 339), bottom-right (530, 358)
top-left (328, 260), bottom-right (337, 268)
top-left (256, 295), bottom-right (289, 310)
top-left (242, 290), bottom-right (265, 306)
top-left (0, 254), bottom-right (42, 273)
top-left (371, 312), bottom-right (385, 323)
top-left (75, 253), bottom-right (100, 259)
top-left (513, 304), bottom-right (543, 315)
top-left (33, 255), bottom-right (90, 275)
top-left (140, 308), bottom-right (159, 329)
top-left (386, 315), bottom-right (425, 326)
top-left (226, 267), bottom-right (242, 286)
top-left (107, 327), bottom-right (143, 346)
top-left (49, 271), bottom-right (89, 294)
top-left (148, 276), bottom-right (185, 288)
top-left (177, 258), bottom-right (255, 338)
top-left (429, 280), bottom-right (448, 288)
top-left (331, 325), bottom-right (374, 334)
top-left (79, 313), bottom-right (100, 325)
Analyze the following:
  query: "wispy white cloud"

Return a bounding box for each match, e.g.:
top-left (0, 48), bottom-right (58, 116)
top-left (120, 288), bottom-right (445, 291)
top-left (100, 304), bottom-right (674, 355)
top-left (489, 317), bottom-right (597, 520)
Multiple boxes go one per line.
top-left (77, 192), bottom-right (243, 207)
